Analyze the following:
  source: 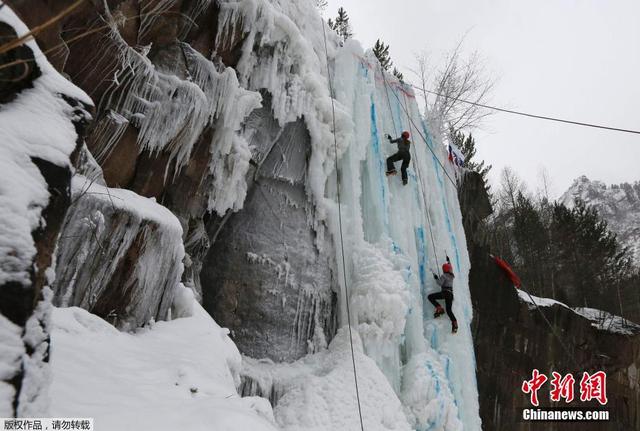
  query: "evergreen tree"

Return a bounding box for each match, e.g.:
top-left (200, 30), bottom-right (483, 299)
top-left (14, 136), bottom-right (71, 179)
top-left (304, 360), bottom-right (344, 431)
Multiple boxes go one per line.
top-left (393, 67), bottom-right (404, 82)
top-left (512, 192), bottom-right (552, 297)
top-left (329, 7), bottom-right (353, 41)
top-left (487, 172), bottom-right (637, 317)
top-left (449, 127), bottom-right (492, 182)
top-left (373, 39), bottom-right (392, 70)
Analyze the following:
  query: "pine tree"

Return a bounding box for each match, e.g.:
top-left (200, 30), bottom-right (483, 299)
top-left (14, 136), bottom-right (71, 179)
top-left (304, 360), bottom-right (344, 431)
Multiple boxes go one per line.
top-left (373, 39), bottom-right (392, 71)
top-left (392, 67), bottom-right (404, 82)
top-left (329, 8), bottom-right (353, 41)
top-left (546, 199), bottom-right (633, 310)
top-left (449, 127), bottom-right (492, 183)
top-left (512, 192), bottom-right (552, 296)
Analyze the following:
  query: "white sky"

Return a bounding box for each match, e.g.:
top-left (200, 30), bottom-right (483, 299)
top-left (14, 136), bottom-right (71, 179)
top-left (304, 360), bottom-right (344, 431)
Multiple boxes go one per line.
top-left (324, 0), bottom-right (640, 197)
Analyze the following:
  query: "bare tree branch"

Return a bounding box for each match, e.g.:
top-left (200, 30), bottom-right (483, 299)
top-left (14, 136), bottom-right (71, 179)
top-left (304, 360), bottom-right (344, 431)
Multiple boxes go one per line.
top-left (413, 37), bottom-right (495, 134)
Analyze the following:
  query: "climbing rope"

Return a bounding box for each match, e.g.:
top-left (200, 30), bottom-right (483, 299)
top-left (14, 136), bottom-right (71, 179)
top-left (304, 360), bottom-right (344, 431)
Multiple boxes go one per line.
top-left (321, 20), bottom-right (366, 431)
top-left (399, 87), bottom-right (441, 271)
top-left (379, 65), bottom-right (440, 270)
top-left (381, 77), bottom-right (459, 189)
top-left (518, 285), bottom-right (582, 369)
top-left (382, 67), bottom-right (584, 367)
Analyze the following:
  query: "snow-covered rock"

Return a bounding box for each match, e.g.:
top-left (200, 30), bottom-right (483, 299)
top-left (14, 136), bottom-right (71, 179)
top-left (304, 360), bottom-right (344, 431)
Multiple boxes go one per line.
top-left (53, 175), bottom-right (185, 330)
top-left (0, 6), bottom-right (91, 416)
top-left (517, 288), bottom-right (640, 335)
top-left (560, 175), bottom-right (640, 264)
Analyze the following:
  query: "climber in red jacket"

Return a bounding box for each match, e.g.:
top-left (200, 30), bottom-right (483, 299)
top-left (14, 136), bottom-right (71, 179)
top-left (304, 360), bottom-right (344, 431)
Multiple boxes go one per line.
top-left (428, 255), bottom-right (458, 333)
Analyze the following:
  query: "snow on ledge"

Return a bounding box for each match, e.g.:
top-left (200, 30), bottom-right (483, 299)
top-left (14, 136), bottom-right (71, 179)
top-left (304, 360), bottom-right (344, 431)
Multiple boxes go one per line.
top-left (71, 175), bottom-right (183, 235)
top-left (516, 289), bottom-right (640, 335)
top-left (516, 289), bottom-right (569, 309)
top-left (574, 307), bottom-right (640, 336)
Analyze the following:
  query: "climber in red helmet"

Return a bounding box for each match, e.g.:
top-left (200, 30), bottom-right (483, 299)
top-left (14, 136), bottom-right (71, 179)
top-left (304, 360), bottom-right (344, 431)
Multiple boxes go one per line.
top-left (428, 255), bottom-right (458, 333)
top-left (385, 131), bottom-right (411, 185)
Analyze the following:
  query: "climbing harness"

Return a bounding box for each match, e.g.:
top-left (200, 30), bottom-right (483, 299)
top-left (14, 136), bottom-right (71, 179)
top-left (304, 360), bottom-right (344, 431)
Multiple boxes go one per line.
top-left (321, 19), bottom-right (366, 431)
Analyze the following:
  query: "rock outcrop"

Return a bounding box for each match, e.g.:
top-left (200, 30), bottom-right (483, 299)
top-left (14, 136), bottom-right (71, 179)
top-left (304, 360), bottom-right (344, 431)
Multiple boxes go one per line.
top-left (0, 8), bottom-right (92, 415)
top-left (53, 175), bottom-right (185, 330)
top-left (460, 171), bottom-right (640, 430)
top-left (561, 175), bottom-right (640, 265)
top-left (5, 0), bottom-right (340, 363)
top-left (7, 0), bottom-right (263, 300)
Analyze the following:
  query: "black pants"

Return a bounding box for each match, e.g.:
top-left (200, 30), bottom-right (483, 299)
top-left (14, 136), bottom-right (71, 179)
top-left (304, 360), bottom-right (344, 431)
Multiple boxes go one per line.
top-left (428, 290), bottom-right (457, 322)
top-left (386, 151), bottom-right (411, 182)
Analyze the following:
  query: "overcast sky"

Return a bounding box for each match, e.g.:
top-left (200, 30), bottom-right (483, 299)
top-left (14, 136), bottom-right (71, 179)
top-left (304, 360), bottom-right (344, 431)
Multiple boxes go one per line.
top-left (324, 0), bottom-right (640, 197)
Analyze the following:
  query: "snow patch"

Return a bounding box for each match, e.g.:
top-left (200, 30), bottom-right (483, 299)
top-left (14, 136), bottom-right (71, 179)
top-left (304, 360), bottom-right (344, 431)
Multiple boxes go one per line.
top-left (573, 307), bottom-right (640, 336)
top-left (516, 288), bottom-right (569, 309)
top-left (517, 289), bottom-right (640, 335)
top-left (49, 297), bottom-right (276, 431)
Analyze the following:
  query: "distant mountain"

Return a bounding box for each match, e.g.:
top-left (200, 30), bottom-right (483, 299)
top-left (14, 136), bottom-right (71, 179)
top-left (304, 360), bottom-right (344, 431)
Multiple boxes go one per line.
top-left (560, 175), bottom-right (640, 264)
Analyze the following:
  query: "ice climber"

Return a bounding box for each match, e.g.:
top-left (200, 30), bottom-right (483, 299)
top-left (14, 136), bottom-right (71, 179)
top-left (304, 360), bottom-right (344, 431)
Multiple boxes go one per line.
top-left (385, 131), bottom-right (411, 185)
top-left (429, 256), bottom-right (458, 333)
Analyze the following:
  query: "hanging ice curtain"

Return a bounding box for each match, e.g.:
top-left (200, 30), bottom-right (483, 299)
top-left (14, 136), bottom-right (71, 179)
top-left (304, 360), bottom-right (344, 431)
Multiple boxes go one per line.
top-left (448, 144), bottom-right (465, 167)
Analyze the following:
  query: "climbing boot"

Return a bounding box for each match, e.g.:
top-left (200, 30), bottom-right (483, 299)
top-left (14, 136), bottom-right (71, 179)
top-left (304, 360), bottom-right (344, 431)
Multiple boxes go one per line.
top-left (452, 320), bottom-right (458, 334)
top-left (434, 305), bottom-right (445, 318)
top-left (402, 178), bottom-right (408, 186)
top-left (386, 169), bottom-right (397, 176)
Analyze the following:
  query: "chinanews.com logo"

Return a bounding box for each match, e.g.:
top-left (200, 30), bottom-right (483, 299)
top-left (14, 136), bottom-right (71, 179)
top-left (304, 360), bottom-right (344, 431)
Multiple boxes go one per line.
top-left (520, 369), bottom-right (610, 422)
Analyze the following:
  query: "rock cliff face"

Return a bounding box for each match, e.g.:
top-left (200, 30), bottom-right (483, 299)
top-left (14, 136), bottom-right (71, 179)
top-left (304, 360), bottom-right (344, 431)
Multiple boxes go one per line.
top-left (5, 2), bottom-right (339, 363)
top-left (8, 0), bottom-right (263, 299)
top-left (561, 175), bottom-right (640, 265)
top-left (201, 103), bottom-right (338, 361)
top-left (460, 172), bottom-right (640, 430)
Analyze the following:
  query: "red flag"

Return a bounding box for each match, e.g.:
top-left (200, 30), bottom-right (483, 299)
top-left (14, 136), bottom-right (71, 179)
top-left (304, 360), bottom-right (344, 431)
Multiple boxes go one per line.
top-left (492, 255), bottom-right (522, 288)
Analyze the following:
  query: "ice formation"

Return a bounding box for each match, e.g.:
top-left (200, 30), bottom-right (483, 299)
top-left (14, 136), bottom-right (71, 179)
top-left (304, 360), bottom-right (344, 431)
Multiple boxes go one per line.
top-left (2, 0), bottom-right (486, 428)
top-left (324, 41), bottom-right (480, 430)
top-left (97, 18), bottom-right (262, 216)
top-left (53, 175), bottom-right (185, 330)
top-left (241, 329), bottom-right (413, 431)
top-left (213, 1), bottom-right (482, 428)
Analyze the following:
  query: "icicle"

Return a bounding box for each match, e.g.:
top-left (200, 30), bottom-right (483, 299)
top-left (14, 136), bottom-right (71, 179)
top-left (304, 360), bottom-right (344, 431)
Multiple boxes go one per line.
top-left (89, 110), bottom-right (129, 164)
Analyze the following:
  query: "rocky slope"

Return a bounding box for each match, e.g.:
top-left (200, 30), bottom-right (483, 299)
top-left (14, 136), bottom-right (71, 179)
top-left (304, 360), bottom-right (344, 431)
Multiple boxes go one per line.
top-left (561, 175), bottom-right (640, 264)
top-left (461, 171), bottom-right (640, 430)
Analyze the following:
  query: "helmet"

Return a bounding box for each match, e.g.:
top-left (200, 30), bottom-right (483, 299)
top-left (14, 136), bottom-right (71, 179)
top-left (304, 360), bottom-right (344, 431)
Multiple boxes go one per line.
top-left (442, 263), bottom-right (453, 274)
top-left (401, 131), bottom-right (410, 139)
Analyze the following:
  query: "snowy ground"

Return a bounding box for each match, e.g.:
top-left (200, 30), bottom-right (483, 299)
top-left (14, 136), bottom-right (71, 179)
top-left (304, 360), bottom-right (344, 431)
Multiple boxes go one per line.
top-left (49, 287), bottom-right (277, 431)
